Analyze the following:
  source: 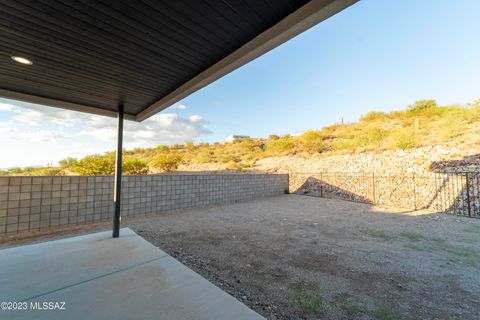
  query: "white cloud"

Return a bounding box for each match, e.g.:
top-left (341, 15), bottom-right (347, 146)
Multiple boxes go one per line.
top-left (80, 113), bottom-right (211, 148)
top-left (0, 125), bottom-right (64, 142)
top-left (0, 99), bottom-right (212, 160)
top-left (0, 103), bottom-right (16, 112)
top-left (12, 109), bottom-right (44, 126)
top-left (175, 104), bottom-right (187, 110)
top-left (189, 115), bottom-right (203, 123)
top-left (71, 143), bottom-right (97, 158)
top-left (12, 104), bottom-right (89, 127)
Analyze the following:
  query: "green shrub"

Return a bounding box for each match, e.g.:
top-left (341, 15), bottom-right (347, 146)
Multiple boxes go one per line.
top-left (372, 306), bottom-right (401, 320)
top-left (215, 152), bottom-right (236, 164)
top-left (362, 228), bottom-right (392, 240)
top-left (185, 141), bottom-right (196, 152)
top-left (123, 157), bottom-right (149, 175)
top-left (194, 151), bottom-right (213, 163)
top-left (3, 166), bottom-right (61, 176)
top-left (151, 154), bottom-right (183, 172)
top-left (292, 283), bottom-right (326, 315)
top-left (463, 105), bottom-right (480, 123)
top-left (26, 167), bottom-right (61, 176)
top-left (407, 99), bottom-right (437, 112)
top-left (299, 130), bottom-right (324, 153)
top-left (155, 145), bottom-right (169, 153)
top-left (5, 167), bottom-right (23, 174)
top-left (58, 157), bottom-right (78, 168)
top-left (348, 127), bottom-right (387, 149)
top-left (269, 134), bottom-right (280, 140)
top-left (360, 111), bottom-right (386, 122)
top-left (225, 160), bottom-right (243, 171)
top-left (331, 139), bottom-right (356, 151)
top-left (329, 125), bottom-right (386, 151)
top-left (364, 127), bottom-right (386, 143)
top-left (71, 154), bottom-right (115, 175)
top-left (265, 135), bottom-right (295, 155)
top-left (437, 114), bottom-right (465, 139)
top-left (392, 129), bottom-right (417, 149)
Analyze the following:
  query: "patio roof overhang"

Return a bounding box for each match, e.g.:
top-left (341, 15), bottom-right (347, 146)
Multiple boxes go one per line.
top-left (1, 0), bottom-right (357, 237)
top-left (0, 0), bottom-right (358, 122)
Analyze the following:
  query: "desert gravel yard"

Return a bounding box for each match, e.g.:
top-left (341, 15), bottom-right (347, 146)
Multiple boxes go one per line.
top-left (3, 195), bottom-right (480, 319)
top-left (128, 195), bottom-right (480, 320)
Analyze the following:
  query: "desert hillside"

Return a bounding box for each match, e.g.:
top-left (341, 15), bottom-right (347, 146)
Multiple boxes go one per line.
top-left (2, 99), bottom-right (480, 176)
top-left (253, 143), bottom-right (480, 174)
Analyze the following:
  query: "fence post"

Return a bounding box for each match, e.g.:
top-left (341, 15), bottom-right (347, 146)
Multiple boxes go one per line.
top-left (434, 173), bottom-right (439, 212)
top-left (287, 173), bottom-right (290, 194)
top-left (412, 173), bottom-right (417, 210)
top-left (320, 172), bottom-right (323, 198)
top-left (466, 172), bottom-right (471, 217)
top-left (372, 172), bottom-right (376, 204)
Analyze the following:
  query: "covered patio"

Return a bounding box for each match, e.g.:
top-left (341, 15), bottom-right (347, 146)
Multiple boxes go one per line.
top-left (0, 0), bottom-right (357, 318)
top-left (0, 228), bottom-right (263, 319)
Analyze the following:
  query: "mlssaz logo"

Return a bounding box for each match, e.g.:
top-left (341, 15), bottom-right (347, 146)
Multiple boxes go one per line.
top-left (30, 301), bottom-right (66, 310)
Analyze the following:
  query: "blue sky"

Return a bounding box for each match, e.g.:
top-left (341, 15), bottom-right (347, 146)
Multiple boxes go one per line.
top-left (1, 0), bottom-right (480, 168)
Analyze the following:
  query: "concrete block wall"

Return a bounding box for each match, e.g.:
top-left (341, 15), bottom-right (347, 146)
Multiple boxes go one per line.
top-left (0, 174), bottom-right (288, 235)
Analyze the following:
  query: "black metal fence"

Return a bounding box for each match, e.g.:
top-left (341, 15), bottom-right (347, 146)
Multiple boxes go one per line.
top-left (288, 172), bottom-right (480, 218)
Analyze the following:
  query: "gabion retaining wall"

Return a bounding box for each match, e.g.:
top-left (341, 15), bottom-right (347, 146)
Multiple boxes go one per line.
top-left (289, 172), bottom-right (480, 218)
top-left (0, 173), bottom-right (288, 235)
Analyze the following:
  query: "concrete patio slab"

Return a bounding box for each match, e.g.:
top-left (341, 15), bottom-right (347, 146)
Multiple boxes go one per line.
top-left (0, 228), bottom-right (263, 320)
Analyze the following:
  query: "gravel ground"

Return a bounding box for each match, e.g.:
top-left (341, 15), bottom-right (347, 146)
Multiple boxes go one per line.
top-left (2, 195), bottom-right (480, 319)
top-left (128, 195), bottom-right (480, 320)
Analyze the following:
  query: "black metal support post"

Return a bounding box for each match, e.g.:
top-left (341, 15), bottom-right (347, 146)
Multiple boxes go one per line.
top-left (112, 104), bottom-right (124, 238)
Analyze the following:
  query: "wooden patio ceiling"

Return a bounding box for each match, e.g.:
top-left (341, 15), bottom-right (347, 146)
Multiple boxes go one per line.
top-left (0, 0), bottom-right (357, 121)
